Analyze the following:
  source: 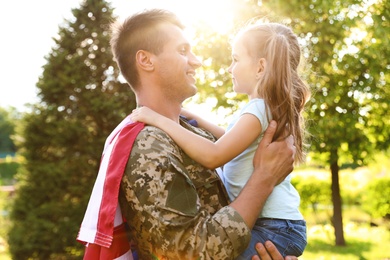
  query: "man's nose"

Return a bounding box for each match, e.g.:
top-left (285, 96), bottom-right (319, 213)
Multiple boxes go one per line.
top-left (189, 53), bottom-right (202, 68)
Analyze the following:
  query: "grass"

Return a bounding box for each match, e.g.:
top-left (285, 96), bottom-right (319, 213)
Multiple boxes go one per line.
top-left (297, 188), bottom-right (390, 259)
top-left (302, 223), bottom-right (390, 259)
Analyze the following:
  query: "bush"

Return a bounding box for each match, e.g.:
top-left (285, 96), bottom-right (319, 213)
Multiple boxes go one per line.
top-left (0, 160), bottom-right (19, 185)
top-left (292, 176), bottom-right (332, 213)
top-left (361, 178), bottom-right (390, 219)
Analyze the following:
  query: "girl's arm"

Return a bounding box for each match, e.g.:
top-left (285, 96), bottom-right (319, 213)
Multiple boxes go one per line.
top-left (131, 107), bottom-right (262, 169)
top-left (180, 108), bottom-right (225, 139)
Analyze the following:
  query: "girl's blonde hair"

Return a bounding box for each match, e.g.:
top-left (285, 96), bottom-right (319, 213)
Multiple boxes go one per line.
top-left (237, 22), bottom-right (310, 163)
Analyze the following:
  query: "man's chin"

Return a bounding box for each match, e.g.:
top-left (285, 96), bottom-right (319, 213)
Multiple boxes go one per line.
top-left (190, 85), bottom-right (198, 95)
top-left (183, 86), bottom-right (197, 100)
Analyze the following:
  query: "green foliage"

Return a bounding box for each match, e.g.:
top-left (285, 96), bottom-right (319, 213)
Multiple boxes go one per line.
top-left (362, 178), bottom-right (390, 219)
top-left (0, 190), bottom-right (11, 245)
top-left (254, 0), bottom-right (390, 166)
top-left (292, 175), bottom-right (331, 213)
top-left (0, 108), bottom-right (18, 155)
top-left (7, 0), bottom-right (136, 259)
top-left (0, 161), bottom-right (19, 185)
top-left (191, 27), bottom-right (235, 109)
top-left (188, 1), bottom-right (271, 116)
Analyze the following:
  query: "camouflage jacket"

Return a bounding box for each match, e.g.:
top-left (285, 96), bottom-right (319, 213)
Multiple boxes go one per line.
top-left (119, 119), bottom-right (251, 259)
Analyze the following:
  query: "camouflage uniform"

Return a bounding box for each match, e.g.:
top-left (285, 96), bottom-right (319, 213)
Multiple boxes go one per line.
top-left (119, 119), bottom-right (251, 259)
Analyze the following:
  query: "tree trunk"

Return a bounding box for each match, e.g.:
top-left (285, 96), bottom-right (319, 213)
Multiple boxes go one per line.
top-left (330, 159), bottom-right (346, 246)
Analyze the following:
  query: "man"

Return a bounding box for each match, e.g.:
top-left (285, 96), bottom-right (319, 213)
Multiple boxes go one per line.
top-left (78, 9), bottom-right (297, 260)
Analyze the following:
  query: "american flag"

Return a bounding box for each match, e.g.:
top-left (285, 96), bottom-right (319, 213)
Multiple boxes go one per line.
top-left (77, 116), bottom-right (144, 260)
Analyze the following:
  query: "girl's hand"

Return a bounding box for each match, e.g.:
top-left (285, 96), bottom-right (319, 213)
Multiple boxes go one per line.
top-left (180, 107), bottom-right (197, 120)
top-left (130, 106), bottom-right (162, 125)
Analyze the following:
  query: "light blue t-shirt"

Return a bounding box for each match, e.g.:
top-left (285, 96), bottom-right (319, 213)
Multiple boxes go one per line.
top-left (223, 98), bottom-right (303, 220)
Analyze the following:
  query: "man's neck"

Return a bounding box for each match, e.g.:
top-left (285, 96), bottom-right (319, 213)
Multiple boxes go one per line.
top-left (135, 81), bottom-right (182, 123)
top-left (136, 98), bottom-right (182, 124)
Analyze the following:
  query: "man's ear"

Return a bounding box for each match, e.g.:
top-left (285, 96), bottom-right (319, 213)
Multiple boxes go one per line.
top-left (256, 58), bottom-right (267, 78)
top-left (136, 50), bottom-right (154, 72)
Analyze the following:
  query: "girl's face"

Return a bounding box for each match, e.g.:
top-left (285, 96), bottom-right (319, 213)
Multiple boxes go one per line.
top-left (227, 35), bottom-right (261, 99)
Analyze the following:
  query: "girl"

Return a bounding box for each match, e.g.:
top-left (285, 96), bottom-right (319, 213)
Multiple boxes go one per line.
top-left (131, 21), bottom-right (310, 258)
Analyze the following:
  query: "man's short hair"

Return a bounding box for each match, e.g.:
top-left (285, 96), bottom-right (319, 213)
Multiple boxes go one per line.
top-left (110, 9), bottom-right (185, 89)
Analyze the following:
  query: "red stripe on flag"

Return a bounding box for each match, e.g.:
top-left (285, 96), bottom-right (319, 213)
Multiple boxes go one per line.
top-left (84, 223), bottom-right (131, 260)
top-left (95, 122), bottom-right (144, 247)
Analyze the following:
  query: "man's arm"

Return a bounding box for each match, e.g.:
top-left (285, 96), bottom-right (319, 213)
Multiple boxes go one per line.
top-left (120, 126), bottom-right (252, 259)
top-left (230, 120), bottom-right (295, 229)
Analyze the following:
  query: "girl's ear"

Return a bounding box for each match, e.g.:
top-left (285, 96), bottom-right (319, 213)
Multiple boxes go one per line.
top-left (256, 58), bottom-right (267, 78)
top-left (136, 50), bottom-right (154, 72)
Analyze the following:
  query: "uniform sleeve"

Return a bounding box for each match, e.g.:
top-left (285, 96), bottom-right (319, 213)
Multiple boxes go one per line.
top-left (119, 126), bottom-right (251, 260)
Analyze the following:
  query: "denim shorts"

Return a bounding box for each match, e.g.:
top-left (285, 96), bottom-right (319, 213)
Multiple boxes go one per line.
top-left (236, 218), bottom-right (307, 259)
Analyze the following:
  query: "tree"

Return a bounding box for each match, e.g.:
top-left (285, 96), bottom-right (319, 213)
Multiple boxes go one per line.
top-left (293, 0), bottom-right (390, 246)
top-left (8, 0), bottom-right (136, 258)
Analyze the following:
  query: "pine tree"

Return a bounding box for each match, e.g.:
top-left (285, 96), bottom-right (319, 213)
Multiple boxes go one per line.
top-left (8, 0), bottom-right (136, 258)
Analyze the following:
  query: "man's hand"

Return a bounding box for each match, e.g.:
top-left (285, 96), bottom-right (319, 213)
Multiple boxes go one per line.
top-left (253, 120), bottom-right (295, 187)
top-left (252, 241), bottom-right (298, 260)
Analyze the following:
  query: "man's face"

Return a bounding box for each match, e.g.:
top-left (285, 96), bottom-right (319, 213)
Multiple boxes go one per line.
top-left (152, 23), bottom-right (201, 103)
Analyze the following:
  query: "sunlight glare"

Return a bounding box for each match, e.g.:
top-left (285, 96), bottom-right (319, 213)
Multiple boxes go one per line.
top-left (180, 0), bottom-right (236, 34)
top-left (114, 0), bottom-right (236, 34)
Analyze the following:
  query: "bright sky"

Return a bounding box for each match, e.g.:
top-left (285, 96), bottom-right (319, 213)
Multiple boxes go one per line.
top-left (0, 0), bottom-right (236, 112)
